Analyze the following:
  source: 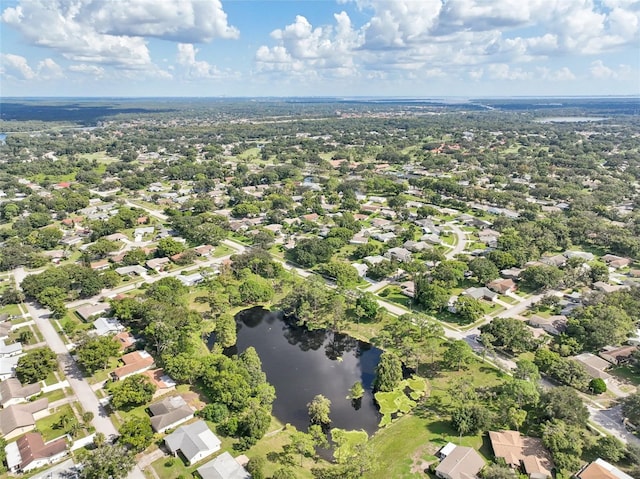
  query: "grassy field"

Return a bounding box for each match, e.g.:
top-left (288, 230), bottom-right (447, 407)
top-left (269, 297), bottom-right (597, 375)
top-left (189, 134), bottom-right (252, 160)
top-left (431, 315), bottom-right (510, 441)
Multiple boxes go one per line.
top-left (36, 404), bottom-right (75, 441)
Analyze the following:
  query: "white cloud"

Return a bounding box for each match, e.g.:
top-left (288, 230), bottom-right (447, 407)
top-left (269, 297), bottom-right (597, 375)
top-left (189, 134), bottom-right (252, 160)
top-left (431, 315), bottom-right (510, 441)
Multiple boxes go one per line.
top-left (86, 0), bottom-right (239, 42)
top-left (538, 66), bottom-right (576, 81)
top-left (0, 53), bottom-right (63, 80)
top-left (0, 53), bottom-right (35, 79)
top-left (589, 59), bottom-right (633, 79)
top-left (176, 43), bottom-right (236, 80)
top-left (1, 0), bottom-right (239, 71)
top-left (256, 12), bottom-right (362, 77)
top-left (69, 64), bottom-right (105, 76)
top-left (486, 63), bottom-right (532, 80)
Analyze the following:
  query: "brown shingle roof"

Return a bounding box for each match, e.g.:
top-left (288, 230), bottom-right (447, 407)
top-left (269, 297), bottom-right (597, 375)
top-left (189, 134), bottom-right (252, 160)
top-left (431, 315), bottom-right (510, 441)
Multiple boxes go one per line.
top-left (17, 432), bottom-right (67, 469)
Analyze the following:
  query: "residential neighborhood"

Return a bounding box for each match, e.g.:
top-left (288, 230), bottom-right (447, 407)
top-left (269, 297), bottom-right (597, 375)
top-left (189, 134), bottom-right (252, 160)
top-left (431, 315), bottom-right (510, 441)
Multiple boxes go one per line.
top-left (0, 96), bottom-right (638, 479)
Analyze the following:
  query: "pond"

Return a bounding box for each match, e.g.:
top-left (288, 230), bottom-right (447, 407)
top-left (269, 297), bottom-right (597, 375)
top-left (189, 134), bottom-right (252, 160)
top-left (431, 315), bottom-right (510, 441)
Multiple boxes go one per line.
top-left (226, 307), bottom-right (382, 434)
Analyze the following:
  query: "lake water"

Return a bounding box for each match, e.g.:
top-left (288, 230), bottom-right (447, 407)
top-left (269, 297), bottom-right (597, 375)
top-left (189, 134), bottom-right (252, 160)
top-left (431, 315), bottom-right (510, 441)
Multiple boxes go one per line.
top-left (228, 307), bottom-right (382, 434)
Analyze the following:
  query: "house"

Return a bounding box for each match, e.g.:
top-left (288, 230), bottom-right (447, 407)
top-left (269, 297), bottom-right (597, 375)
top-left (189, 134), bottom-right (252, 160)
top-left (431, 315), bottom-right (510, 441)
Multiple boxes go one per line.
top-left (194, 245), bottom-right (214, 257)
top-left (5, 432), bottom-right (67, 473)
top-left (576, 458), bottom-right (634, 479)
top-left (164, 420), bottom-right (221, 465)
top-left (404, 240), bottom-right (429, 252)
top-left (0, 340), bottom-right (22, 358)
top-left (92, 317), bottom-right (124, 336)
top-left (593, 281), bottom-right (626, 294)
top-left (104, 233), bottom-right (129, 242)
top-left (564, 250), bottom-right (595, 262)
top-left (75, 302), bottom-right (111, 322)
top-left (462, 287), bottom-right (498, 302)
top-left (59, 236), bottom-right (83, 247)
top-left (352, 263), bottom-right (368, 278)
top-left (114, 331), bottom-right (137, 351)
top-left (599, 345), bottom-right (638, 366)
top-left (111, 350), bottom-right (154, 380)
top-left (0, 398), bottom-right (49, 440)
top-left (143, 368), bottom-right (177, 398)
top-left (196, 452), bottom-right (251, 479)
top-left (573, 353), bottom-right (612, 382)
top-left (601, 255), bottom-right (632, 269)
top-left (363, 255), bottom-right (386, 265)
top-left (385, 247), bottom-right (412, 263)
top-left (0, 378), bottom-right (41, 407)
top-left (148, 395), bottom-right (194, 433)
top-left (400, 281), bottom-right (415, 298)
top-left (488, 430), bottom-right (553, 479)
top-left (540, 254), bottom-right (566, 268)
top-left (527, 315), bottom-right (568, 336)
top-left (500, 268), bottom-right (523, 280)
top-left (146, 257), bottom-right (170, 272)
top-left (134, 226), bottom-right (155, 238)
top-left (0, 356), bottom-right (21, 381)
top-left (177, 273), bottom-right (204, 287)
top-left (373, 232), bottom-right (396, 243)
top-left (435, 444), bottom-right (485, 479)
top-left (487, 278), bottom-right (516, 294)
top-left (115, 265), bottom-right (147, 276)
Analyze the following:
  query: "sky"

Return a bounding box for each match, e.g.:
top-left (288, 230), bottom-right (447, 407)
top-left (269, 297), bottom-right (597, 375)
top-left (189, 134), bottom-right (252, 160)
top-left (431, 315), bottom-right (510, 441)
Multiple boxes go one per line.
top-left (1, 0), bottom-right (639, 98)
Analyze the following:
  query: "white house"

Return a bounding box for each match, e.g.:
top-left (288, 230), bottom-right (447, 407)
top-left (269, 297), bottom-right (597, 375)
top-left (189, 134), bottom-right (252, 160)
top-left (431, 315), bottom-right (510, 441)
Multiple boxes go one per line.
top-left (164, 420), bottom-right (221, 465)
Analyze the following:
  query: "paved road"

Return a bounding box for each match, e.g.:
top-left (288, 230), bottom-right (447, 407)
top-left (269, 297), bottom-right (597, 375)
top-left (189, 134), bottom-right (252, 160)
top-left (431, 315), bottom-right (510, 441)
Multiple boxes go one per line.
top-left (14, 269), bottom-right (146, 479)
top-left (588, 405), bottom-right (640, 446)
top-left (445, 222), bottom-right (468, 259)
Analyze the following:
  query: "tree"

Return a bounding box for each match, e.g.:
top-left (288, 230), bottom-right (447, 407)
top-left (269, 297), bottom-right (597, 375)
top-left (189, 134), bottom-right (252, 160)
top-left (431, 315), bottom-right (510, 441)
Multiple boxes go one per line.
top-left (520, 265), bottom-right (564, 291)
top-left (514, 359), bottom-right (540, 382)
top-left (289, 238), bottom-right (333, 267)
top-left (454, 296), bottom-right (484, 323)
top-left (122, 248), bottom-right (147, 265)
top-left (589, 378), bottom-right (607, 394)
top-left (308, 394), bottom-right (332, 426)
top-left (480, 317), bottom-right (538, 354)
top-left (75, 334), bottom-right (121, 374)
top-left (451, 404), bottom-right (493, 437)
top-left (591, 435), bottom-right (626, 462)
top-left (348, 381), bottom-right (365, 400)
top-left (287, 430), bottom-right (316, 466)
top-left (16, 347), bottom-right (57, 383)
top-left (163, 352), bottom-right (203, 384)
top-left (118, 416), bottom-right (154, 453)
top-left (108, 374), bottom-right (156, 410)
top-left (501, 379), bottom-right (540, 408)
top-left (156, 237), bottom-right (185, 258)
top-left (272, 468), bottom-right (296, 479)
top-left (481, 463), bottom-right (516, 479)
top-left (320, 260), bottom-right (359, 287)
top-left (353, 292), bottom-right (380, 321)
top-left (246, 456), bottom-right (266, 479)
top-left (414, 280), bottom-right (449, 312)
top-left (1, 286), bottom-right (25, 305)
top-left (79, 444), bottom-right (135, 479)
top-left (469, 257), bottom-right (499, 285)
top-left (146, 277), bottom-right (188, 306)
top-left (238, 274), bottom-right (274, 304)
top-left (431, 260), bottom-right (466, 288)
top-left (373, 352), bottom-right (403, 392)
top-left (443, 340), bottom-right (473, 371)
top-left (567, 304), bottom-right (634, 350)
top-left (215, 313), bottom-right (237, 348)
top-left (621, 392), bottom-right (640, 425)
top-left (540, 387), bottom-right (589, 426)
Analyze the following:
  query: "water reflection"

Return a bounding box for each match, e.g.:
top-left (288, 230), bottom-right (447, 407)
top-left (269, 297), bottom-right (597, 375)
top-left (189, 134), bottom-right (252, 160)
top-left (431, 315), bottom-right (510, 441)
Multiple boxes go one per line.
top-left (231, 307), bottom-right (382, 434)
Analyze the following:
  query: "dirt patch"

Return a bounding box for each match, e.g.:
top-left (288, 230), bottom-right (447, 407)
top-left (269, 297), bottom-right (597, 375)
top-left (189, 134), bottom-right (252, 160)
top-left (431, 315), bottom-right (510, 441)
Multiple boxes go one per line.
top-left (410, 444), bottom-right (437, 475)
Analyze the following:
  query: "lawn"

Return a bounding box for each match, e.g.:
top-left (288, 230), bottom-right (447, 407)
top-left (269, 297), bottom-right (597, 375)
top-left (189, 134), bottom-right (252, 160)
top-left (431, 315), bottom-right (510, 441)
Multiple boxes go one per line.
top-left (36, 404), bottom-right (75, 441)
top-left (378, 286), bottom-right (412, 308)
top-left (369, 414), bottom-right (488, 479)
top-left (611, 366), bottom-right (640, 386)
top-left (0, 303), bottom-right (22, 317)
top-left (212, 244), bottom-right (234, 258)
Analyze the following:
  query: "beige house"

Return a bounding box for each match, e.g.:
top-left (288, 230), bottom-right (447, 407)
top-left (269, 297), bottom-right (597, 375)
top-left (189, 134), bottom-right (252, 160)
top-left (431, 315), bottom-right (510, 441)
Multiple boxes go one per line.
top-left (488, 430), bottom-right (553, 479)
top-left (435, 444), bottom-right (485, 479)
top-left (0, 398), bottom-right (49, 440)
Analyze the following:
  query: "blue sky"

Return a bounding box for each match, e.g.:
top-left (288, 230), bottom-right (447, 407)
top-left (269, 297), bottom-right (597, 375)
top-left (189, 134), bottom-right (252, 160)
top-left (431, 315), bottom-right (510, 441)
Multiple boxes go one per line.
top-left (1, 0), bottom-right (639, 97)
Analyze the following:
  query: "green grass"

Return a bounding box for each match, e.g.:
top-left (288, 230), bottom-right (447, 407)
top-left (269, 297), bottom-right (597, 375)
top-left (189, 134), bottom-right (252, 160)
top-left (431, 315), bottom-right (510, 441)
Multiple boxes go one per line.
top-left (611, 366), bottom-right (640, 386)
top-left (212, 244), bottom-right (234, 258)
top-left (378, 286), bottom-right (412, 308)
top-left (369, 414), bottom-right (487, 479)
top-left (35, 404), bottom-right (74, 441)
top-left (0, 303), bottom-right (22, 317)
top-left (41, 388), bottom-right (68, 403)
